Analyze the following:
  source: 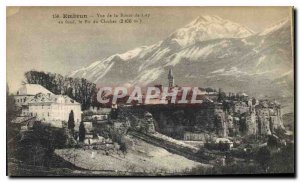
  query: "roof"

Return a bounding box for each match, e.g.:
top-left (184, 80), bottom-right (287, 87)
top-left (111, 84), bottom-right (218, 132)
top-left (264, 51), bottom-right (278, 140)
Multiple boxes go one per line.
top-left (16, 84), bottom-right (52, 96)
top-left (235, 101), bottom-right (248, 107)
top-left (240, 93), bottom-right (248, 97)
top-left (215, 138), bottom-right (233, 143)
top-left (28, 93), bottom-right (80, 105)
top-left (87, 107), bottom-right (111, 114)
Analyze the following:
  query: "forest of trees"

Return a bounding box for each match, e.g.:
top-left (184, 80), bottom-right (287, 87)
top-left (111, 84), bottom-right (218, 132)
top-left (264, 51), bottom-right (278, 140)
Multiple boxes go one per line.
top-left (24, 70), bottom-right (101, 110)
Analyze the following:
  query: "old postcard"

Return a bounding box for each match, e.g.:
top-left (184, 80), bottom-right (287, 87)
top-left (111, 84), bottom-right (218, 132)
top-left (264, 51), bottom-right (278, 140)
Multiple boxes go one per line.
top-left (6, 6), bottom-right (294, 176)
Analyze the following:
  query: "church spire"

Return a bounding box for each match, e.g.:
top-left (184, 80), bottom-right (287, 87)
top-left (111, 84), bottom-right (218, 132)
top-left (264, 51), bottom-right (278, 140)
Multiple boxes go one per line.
top-left (168, 68), bottom-right (174, 87)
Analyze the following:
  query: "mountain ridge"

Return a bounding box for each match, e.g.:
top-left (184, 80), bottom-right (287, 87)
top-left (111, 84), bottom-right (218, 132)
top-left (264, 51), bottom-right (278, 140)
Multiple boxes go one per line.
top-left (69, 15), bottom-right (293, 98)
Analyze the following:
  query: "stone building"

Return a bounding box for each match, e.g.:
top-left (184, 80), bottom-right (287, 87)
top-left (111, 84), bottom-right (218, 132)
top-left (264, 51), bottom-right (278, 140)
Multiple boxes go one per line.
top-left (14, 84), bottom-right (52, 107)
top-left (183, 131), bottom-right (208, 141)
top-left (14, 84), bottom-right (81, 128)
top-left (233, 101), bottom-right (249, 114)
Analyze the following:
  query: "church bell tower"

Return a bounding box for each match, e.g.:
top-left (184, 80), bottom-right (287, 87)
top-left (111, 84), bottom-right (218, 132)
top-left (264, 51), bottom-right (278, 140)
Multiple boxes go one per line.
top-left (168, 68), bottom-right (174, 88)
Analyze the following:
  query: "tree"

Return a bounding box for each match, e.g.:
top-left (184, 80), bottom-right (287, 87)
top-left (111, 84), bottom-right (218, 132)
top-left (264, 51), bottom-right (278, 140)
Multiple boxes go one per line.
top-left (7, 84), bottom-right (21, 150)
top-left (218, 91), bottom-right (226, 102)
top-left (255, 147), bottom-right (271, 172)
top-left (119, 139), bottom-right (128, 155)
top-left (68, 110), bottom-right (75, 133)
top-left (252, 97), bottom-right (257, 105)
top-left (14, 123), bottom-right (67, 167)
top-left (6, 84), bottom-right (20, 122)
top-left (205, 87), bottom-right (214, 94)
top-left (79, 122), bottom-right (86, 142)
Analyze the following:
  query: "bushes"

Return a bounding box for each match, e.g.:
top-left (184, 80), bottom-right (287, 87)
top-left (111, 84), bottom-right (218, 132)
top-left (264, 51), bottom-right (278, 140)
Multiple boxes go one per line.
top-left (254, 147), bottom-right (271, 172)
top-left (185, 162), bottom-right (262, 175)
top-left (68, 110), bottom-right (75, 133)
top-left (13, 123), bottom-right (69, 167)
top-left (268, 143), bottom-right (294, 173)
top-left (78, 122), bottom-right (86, 142)
top-left (204, 141), bottom-right (230, 151)
top-left (110, 129), bottom-right (128, 154)
top-left (254, 144), bottom-right (294, 174)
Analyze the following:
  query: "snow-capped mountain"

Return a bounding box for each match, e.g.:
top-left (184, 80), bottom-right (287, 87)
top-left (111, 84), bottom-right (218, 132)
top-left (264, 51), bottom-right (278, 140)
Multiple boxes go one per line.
top-left (69, 15), bottom-right (293, 98)
top-left (259, 18), bottom-right (290, 36)
top-left (167, 15), bottom-right (254, 47)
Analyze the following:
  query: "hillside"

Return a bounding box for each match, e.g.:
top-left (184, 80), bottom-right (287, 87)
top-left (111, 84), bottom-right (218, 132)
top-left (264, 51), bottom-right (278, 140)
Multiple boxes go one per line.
top-left (55, 136), bottom-right (209, 173)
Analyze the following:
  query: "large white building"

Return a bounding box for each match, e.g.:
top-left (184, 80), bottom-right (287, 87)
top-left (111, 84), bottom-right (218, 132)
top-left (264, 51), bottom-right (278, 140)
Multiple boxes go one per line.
top-left (14, 84), bottom-right (81, 128)
top-left (14, 84), bottom-right (52, 107)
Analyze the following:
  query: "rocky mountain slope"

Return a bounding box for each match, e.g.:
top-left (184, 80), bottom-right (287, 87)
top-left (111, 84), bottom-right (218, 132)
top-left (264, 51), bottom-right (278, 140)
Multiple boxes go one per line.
top-left (69, 15), bottom-right (293, 98)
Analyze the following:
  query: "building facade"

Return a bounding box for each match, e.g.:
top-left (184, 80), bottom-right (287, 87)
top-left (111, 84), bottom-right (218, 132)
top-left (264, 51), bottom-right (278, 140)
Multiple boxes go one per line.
top-left (14, 84), bottom-right (81, 128)
top-left (14, 84), bottom-right (52, 107)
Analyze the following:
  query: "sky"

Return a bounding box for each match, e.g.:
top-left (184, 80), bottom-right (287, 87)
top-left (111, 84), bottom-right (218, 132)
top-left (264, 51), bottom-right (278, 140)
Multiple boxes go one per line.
top-left (7, 6), bottom-right (292, 92)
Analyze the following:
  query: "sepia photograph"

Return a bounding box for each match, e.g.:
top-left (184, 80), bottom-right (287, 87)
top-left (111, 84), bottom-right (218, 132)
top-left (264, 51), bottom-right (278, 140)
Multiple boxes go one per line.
top-left (6, 6), bottom-right (295, 176)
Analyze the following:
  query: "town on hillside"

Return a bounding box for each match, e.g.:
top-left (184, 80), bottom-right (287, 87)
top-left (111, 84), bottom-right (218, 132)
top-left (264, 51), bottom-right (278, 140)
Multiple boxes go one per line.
top-left (7, 69), bottom-right (294, 176)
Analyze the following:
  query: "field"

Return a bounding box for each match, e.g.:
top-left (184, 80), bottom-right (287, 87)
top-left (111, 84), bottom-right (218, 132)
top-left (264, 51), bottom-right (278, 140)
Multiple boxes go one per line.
top-left (55, 136), bottom-right (211, 174)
